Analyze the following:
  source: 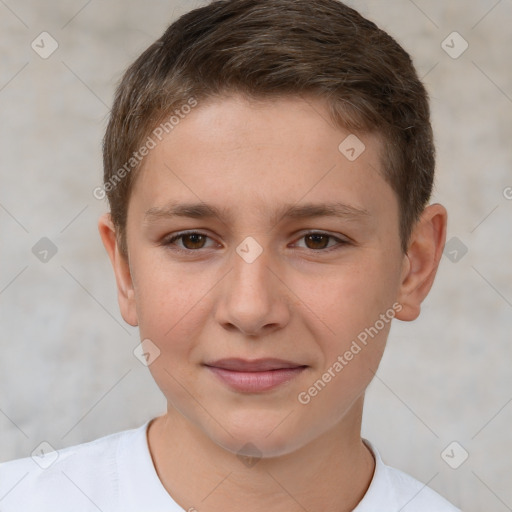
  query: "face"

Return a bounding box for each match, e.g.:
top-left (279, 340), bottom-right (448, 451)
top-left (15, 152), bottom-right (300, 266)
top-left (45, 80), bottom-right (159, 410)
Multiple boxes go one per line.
top-left (102, 94), bottom-right (428, 458)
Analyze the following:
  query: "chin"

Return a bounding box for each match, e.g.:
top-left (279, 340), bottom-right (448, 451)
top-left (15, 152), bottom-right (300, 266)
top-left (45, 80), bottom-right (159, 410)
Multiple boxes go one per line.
top-left (207, 412), bottom-right (307, 459)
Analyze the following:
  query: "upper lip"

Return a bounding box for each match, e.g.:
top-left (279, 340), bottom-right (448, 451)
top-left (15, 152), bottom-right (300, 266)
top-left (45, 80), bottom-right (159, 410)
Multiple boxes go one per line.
top-left (204, 358), bottom-right (307, 372)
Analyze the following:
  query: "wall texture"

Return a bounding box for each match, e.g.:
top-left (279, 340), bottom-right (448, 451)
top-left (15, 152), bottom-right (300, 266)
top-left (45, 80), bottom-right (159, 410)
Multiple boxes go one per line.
top-left (1, 1), bottom-right (511, 510)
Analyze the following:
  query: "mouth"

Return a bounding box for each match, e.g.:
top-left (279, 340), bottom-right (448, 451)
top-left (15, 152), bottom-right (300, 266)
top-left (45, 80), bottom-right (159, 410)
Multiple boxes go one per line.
top-left (203, 358), bottom-right (308, 392)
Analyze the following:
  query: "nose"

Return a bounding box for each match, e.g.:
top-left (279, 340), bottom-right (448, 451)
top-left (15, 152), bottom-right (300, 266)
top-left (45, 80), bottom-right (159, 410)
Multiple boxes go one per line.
top-left (214, 241), bottom-right (291, 337)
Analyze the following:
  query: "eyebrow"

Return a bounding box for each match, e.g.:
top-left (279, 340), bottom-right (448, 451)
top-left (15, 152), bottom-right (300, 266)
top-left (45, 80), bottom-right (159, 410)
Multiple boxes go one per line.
top-left (144, 201), bottom-right (370, 225)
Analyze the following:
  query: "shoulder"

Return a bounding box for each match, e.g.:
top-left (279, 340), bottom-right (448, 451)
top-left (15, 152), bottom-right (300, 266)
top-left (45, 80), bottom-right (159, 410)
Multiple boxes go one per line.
top-left (384, 464), bottom-right (461, 511)
top-left (0, 422), bottom-right (147, 511)
top-left (356, 439), bottom-right (462, 512)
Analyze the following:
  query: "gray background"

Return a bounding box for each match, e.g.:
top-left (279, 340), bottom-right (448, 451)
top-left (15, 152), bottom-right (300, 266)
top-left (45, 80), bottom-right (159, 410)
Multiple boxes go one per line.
top-left (1, 1), bottom-right (511, 510)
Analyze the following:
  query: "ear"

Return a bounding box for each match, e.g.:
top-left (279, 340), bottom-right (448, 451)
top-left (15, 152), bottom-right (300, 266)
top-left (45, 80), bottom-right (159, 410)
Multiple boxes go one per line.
top-left (395, 203), bottom-right (447, 321)
top-left (97, 213), bottom-right (138, 327)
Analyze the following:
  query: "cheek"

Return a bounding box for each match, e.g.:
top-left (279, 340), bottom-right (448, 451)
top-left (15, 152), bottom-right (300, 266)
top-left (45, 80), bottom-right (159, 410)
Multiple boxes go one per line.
top-left (292, 251), bottom-right (400, 399)
top-left (130, 253), bottom-right (208, 350)
top-left (296, 253), bottom-right (399, 340)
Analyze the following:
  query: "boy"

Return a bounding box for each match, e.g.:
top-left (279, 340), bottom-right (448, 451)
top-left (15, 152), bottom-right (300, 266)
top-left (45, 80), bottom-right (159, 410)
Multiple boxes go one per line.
top-left (0, 0), bottom-right (461, 510)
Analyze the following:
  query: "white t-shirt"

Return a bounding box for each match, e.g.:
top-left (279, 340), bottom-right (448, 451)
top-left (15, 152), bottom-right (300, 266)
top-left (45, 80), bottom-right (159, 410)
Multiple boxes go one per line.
top-left (0, 419), bottom-right (461, 511)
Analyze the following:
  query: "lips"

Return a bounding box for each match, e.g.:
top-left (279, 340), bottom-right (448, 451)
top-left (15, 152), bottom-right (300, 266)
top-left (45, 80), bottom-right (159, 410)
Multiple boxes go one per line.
top-left (203, 358), bottom-right (308, 392)
top-left (204, 358), bottom-right (306, 372)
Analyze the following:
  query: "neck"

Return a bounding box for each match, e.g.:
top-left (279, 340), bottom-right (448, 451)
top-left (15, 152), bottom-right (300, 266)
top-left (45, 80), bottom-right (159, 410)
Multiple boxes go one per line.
top-left (147, 396), bottom-right (375, 512)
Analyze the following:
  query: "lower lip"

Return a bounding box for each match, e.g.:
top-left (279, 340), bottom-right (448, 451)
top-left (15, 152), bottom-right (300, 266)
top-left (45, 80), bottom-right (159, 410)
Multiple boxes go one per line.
top-left (205, 366), bottom-right (307, 392)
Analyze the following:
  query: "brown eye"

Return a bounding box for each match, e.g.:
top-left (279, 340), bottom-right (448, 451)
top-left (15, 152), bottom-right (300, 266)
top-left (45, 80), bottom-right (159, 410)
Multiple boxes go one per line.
top-left (294, 231), bottom-right (348, 252)
top-left (304, 233), bottom-right (330, 250)
top-left (181, 233), bottom-right (207, 249)
top-left (164, 231), bottom-right (215, 252)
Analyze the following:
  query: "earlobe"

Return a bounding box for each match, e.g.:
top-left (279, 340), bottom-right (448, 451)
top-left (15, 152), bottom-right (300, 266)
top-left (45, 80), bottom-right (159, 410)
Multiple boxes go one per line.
top-left (395, 204), bottom-right (447, 322)
top-left (97, 213), bottom-right (138, 327)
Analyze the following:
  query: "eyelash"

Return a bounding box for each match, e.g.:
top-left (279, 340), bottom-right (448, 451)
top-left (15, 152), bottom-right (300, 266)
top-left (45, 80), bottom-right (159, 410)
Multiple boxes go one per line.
top-left (162, 231), bottom-right (349, 254)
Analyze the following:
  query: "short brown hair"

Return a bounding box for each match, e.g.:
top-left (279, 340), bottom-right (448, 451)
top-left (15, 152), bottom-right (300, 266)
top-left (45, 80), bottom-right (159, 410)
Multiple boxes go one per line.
top-left (102, 0), bottom-right (435, 257)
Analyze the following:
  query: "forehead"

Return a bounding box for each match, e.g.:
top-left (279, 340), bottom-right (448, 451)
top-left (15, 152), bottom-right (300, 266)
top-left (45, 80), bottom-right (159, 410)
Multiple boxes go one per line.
top-left (130, 94), bottom-right (395, 227)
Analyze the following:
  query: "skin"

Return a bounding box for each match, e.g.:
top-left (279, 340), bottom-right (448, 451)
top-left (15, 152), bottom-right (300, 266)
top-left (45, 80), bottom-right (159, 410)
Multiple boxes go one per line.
top-left (99, 94), bottom-right (447, 512)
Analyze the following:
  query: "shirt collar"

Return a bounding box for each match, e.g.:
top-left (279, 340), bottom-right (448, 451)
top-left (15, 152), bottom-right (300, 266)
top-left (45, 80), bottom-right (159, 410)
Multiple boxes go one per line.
top-left (118, 421), bottom-right (396, 511)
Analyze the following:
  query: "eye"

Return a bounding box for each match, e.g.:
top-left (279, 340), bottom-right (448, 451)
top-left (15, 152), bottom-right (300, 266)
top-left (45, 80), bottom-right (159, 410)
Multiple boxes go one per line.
top-left (293, 231), bottom-right (348, 252)
top-left (163, 231), bottom-right (218, 252)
